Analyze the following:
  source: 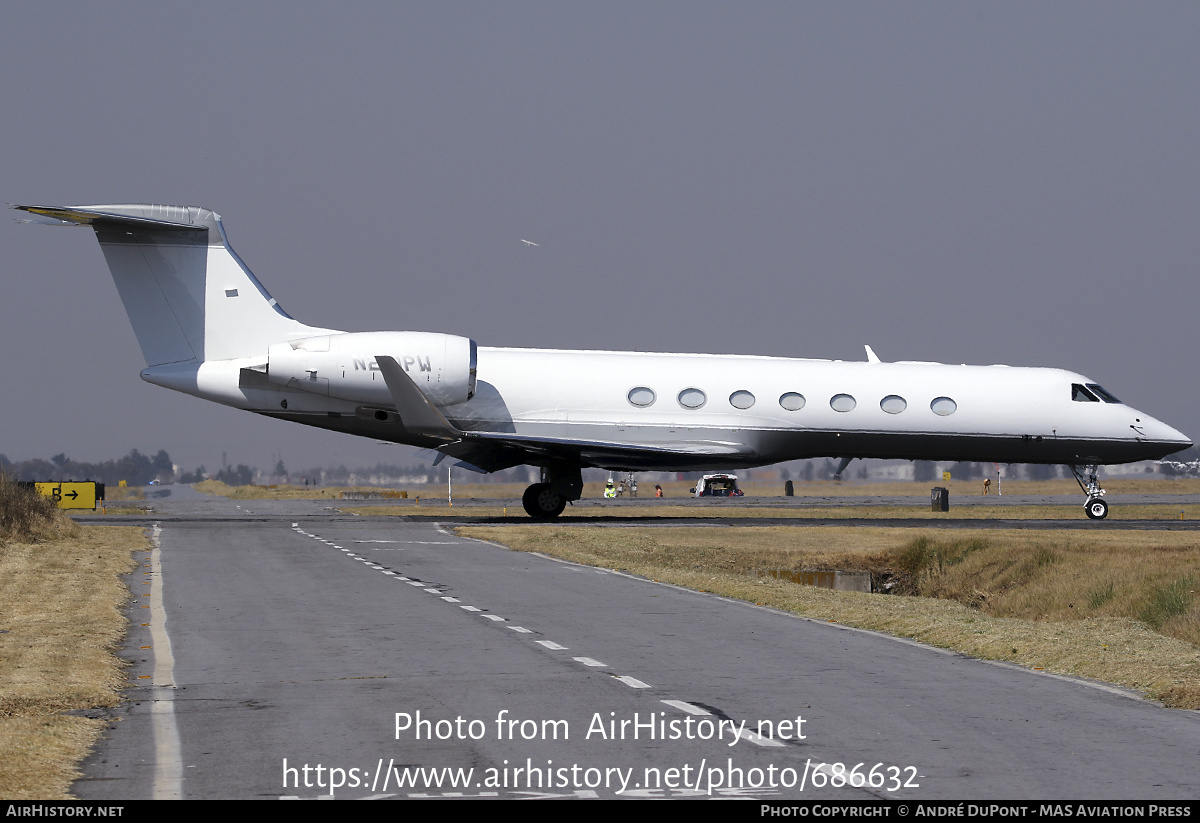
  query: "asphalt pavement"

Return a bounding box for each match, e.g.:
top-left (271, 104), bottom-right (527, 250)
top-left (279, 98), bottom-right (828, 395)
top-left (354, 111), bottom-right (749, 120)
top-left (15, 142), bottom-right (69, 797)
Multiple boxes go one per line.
top-left (70, 488), bottom-right (1200, 800)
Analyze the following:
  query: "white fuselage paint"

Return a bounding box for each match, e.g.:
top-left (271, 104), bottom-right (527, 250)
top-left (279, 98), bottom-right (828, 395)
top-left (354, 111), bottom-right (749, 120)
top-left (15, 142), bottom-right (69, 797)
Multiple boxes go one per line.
top-left (141, 338), bottom-right (1190, 469)
top-left (461, 348), bottom-right (1125, 441)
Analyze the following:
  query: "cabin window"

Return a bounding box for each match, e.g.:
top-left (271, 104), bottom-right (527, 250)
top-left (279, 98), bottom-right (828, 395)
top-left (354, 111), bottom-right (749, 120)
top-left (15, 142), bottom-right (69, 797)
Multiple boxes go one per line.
top-left (880, 395), bottom-right (907, 414)
top-left (627, 387), bottom-right (656, 407)
top-left (1086, 384), bottom-right (1121, 404)
top-left (729, 390), bottom-right (755, 410)
top-left (931, 397), bottom-right (957, 416)
top-left (1072, 384), bottom-right (1100, 402)
top-left (779, 392), bottom-right (806, 411)
top-left (678, 388), bottom-right (707, 409)
top-left (830, 394), bottom-right (856, 412)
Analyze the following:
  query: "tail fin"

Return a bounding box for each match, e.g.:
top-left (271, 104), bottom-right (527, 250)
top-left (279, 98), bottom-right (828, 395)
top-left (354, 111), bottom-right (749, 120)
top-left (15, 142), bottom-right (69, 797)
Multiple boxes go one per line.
top-left (16, 204), bottom-right (327, 366)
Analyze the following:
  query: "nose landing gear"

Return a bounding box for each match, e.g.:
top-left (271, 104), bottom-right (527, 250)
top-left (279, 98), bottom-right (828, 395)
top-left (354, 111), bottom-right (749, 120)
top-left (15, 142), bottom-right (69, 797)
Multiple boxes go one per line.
top-left (1069, 464), bottom-right (1108, 520)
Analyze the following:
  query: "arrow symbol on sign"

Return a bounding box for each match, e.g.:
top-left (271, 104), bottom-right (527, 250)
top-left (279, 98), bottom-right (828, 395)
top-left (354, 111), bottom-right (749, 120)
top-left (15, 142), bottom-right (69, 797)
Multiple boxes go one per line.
top-left (65, 490), bottom-right (78, 500)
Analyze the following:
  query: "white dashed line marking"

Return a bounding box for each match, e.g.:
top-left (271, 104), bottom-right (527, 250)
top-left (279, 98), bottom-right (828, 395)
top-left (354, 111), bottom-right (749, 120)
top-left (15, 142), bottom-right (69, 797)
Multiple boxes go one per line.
top-left (614, 676), bottom-right (651, 689)
top-left (657, 701), bottom-right (783, 746)
top-left (740, 730), bottom-right (785, 748)
top-left (662, 700), bottom-right (709, 715)
top-left (308, 529), bottom-right (669, 706)
top-left (308, 529), bottom-right (619, 676)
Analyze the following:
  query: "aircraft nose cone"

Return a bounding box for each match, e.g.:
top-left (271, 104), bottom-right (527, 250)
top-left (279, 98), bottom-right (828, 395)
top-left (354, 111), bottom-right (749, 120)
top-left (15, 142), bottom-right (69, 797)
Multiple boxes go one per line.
top-left (1131, 412), bottom-right (1191, 458)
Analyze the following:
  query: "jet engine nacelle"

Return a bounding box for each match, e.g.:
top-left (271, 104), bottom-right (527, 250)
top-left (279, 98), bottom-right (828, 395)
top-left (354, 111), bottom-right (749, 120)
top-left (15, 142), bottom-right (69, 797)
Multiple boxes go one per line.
top-left (267, 331), bottom-right (477, 407)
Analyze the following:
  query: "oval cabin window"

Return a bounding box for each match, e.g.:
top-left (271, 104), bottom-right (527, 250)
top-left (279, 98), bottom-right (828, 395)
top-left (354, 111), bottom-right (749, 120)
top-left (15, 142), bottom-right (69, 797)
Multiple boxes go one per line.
top-left (627, 387), bottom-right (656, 407)
top-left (880, 395), bottom-right (907, 414)
top-left (830, 394), bottom-right (857, 412)
top-left (779, 392), bottom-right (806, 411)
top-left (729, 390), bottom-right (755, 410)
top-left (931, 397), bottom-right (957, 416)
top-left (678, 388), bottom-right (707, 409)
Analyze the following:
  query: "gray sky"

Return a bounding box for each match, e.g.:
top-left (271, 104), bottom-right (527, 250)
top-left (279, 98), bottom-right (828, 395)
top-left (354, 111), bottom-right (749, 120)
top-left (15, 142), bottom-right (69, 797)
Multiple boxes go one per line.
top-left (3, 3), bottom-right (1197, 472)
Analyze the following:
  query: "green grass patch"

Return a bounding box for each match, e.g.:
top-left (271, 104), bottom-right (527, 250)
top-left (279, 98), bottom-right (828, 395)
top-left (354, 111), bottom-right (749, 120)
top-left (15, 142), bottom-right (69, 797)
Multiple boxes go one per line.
top-left (1138, 577), bottom-right (1196, 629)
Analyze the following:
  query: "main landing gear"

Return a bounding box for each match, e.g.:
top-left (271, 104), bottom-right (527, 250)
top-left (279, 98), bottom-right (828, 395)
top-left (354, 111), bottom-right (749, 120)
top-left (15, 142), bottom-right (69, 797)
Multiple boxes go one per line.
top-left (522, 483), bottom-right (566, 519)
top-left (521, 462), bottom-right (583, 519)
top-left (1068, 464), bottom-right (1108, 520)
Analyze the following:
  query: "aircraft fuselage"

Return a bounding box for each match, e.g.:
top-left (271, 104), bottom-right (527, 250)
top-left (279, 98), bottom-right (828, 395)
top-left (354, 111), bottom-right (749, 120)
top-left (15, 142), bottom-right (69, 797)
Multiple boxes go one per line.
top-left (141, 334), bottom-right (1189, 472)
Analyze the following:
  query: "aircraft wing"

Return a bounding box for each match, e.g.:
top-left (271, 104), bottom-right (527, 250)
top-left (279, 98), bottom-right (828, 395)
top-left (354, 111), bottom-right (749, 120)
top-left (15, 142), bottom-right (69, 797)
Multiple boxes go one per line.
top-left (376, 354), bottom-right (757, 471)
top-left (459, 430), bottom-right (755, 470)
top-left (432, 431), bottom-right (756, 473)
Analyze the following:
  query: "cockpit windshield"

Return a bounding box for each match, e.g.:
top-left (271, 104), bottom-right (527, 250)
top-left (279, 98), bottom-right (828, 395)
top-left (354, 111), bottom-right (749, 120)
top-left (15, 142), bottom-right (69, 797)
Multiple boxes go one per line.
top-left (1072, 383), bottom-right (1121, 404)
top-left (1086, 384), bottom-right (1121, 404)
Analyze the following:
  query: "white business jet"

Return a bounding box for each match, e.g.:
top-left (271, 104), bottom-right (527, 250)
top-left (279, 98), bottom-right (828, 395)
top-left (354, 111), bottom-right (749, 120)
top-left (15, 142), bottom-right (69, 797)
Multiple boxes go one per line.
top-left (17, 204), bottom-right (1191, 520)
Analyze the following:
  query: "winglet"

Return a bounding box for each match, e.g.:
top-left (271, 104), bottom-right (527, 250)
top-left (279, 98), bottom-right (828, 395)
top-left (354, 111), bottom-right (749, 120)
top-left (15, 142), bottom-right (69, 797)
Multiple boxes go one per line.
top-left (376, 355), bottom-right (462, 442)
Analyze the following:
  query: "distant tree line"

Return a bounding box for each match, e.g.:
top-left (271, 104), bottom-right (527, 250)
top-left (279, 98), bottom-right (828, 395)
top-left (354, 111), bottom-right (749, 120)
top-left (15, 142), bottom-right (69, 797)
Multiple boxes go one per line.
top-left (4, 448), bottom-right (1180, 489)
top-left (293, 462), bottom-right (431, 484)
top-left (0, 449), bottom-right (175, 486)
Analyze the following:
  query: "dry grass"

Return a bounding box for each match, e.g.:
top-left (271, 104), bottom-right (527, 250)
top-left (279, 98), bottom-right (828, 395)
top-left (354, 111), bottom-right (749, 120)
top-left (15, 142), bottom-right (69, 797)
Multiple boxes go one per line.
top-left (705, 476), bottom-right (1200, 498)
top-left (890, 533), bottom-right (1200, 645)
top-left (0, 526), bottom-right (146, 798)
top-left (0, 476), bottom-right (80, 545)
top-left (344, 501), bottom-right (1200, 521)
top-left (457, 525), bottom-right (1200, 709)
top-left (194, 479), bottom-right (411, 500)
top-left (103, 485), bottom-right (143, 503)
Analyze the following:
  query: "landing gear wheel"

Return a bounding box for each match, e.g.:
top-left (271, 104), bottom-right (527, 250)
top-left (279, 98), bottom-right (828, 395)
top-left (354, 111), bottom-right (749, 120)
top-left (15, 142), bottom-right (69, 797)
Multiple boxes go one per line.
top-left (1085, 497), bottom-right (1109, 520)
top-left (522, 483), bottom-right (566, 519)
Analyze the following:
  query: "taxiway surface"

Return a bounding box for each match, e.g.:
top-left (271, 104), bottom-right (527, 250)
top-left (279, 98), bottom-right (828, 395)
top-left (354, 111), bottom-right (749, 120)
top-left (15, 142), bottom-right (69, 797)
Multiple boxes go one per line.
top-left (72, 491), bottom-right (1200, 799)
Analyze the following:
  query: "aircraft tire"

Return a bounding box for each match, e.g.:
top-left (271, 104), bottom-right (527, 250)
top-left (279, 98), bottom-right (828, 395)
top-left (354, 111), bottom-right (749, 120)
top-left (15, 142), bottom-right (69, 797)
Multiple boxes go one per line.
top-left (522, 483), bottom-right (566, 519)
top-left (1085, 497), bottom-right (1109, 520)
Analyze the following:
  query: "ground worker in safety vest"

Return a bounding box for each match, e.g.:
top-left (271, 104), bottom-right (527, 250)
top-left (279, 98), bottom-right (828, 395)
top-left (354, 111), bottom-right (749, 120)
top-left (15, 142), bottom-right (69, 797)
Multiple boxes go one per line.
top-left (604, 480), bottom-right (616, 498)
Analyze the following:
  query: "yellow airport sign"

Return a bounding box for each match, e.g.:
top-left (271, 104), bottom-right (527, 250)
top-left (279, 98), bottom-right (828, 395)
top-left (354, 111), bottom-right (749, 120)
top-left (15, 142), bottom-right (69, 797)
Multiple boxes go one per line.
top-left (34, 482), bottom-right (99, 510)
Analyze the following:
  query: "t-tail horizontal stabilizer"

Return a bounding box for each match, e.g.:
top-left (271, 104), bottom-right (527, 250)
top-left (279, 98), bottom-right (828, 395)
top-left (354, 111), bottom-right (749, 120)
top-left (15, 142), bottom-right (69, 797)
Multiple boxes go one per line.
top-left (14, 203), bottom-right (328, 366)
